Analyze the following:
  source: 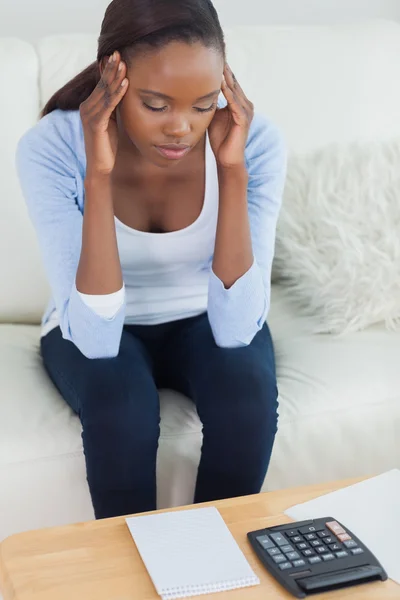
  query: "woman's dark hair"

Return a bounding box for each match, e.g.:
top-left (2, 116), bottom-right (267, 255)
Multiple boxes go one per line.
top-left (42, 0), bottom-right (225, 117)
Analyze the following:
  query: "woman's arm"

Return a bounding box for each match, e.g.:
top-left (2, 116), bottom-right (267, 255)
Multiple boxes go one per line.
top-left (76, 52), bottom-right (129, 297)
top-left (212, 164), bottom-right (252, 288)
top-left (208, 70), bottom-right (287, 347)
top-left (76, 175), bottom-right (123, 294)
top-left (16, 112), bottom-right (126, 360)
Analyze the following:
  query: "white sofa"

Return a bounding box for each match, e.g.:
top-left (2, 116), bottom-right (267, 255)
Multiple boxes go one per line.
top-left (1, 20), bottom-right (400, 544)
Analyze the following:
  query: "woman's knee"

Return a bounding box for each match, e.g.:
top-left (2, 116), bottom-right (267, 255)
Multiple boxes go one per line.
top-left (200, 346), bottom-right (279, 431)
top-left (231, 358), bottom-right (278, 427)
top-left (77, 357), bottom-right (160, 437)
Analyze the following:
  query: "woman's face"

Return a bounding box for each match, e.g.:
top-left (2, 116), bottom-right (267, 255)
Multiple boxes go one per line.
top-left (118, 41), bottom-right (224, 168)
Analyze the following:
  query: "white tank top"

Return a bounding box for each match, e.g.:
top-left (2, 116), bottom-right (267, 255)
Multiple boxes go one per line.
top-left (116, 132), bottom-right (219, 325)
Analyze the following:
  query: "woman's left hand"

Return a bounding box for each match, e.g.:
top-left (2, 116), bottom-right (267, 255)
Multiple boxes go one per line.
top-left (208, 64), bottom-right (254, 170)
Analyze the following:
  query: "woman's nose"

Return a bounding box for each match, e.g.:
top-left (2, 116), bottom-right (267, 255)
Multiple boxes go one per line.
top-left (163, 115), bottom-right (191, 139)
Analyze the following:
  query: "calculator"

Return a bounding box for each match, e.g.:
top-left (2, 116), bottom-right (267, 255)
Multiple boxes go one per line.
top-left (248, 517), bottom-right (387, 598)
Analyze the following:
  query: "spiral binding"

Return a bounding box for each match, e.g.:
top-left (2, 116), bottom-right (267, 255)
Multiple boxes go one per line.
top-left (161, 575), bottom-right (260, 599)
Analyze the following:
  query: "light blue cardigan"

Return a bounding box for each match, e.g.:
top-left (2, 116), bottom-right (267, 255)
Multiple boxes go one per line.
top-left (16, 107), bottom-right (287, 359)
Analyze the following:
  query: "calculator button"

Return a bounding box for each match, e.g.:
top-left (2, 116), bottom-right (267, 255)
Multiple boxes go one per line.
top-left (310, 540), bottom-right (322, 547)
top-left (286, 551), bottom-right (301, 561)
top-left (272, 554), bottom-right (287, 564)
top-left (316, 546), bottom-right (329, 554)
top-left (326, 521), bottom-right (346, 536)
top-left (299, 524), bottom-right (324, 535)
top-left (279, 562), bottom-right (293, 571)
top-left (317, 530), bottom-right (330, 538)
top-left (291, 536), bottom-right (303, 544)
top-left (337, 533), bottom-right (351, 542)
top-left (324, 537), bottom-right (334, 545)
top-left (322, 553), bottom-right (335, 561)
top-left (281, 545), bottom-right (294, 553)
top-left (329, 543), bottom-right (341, 551)
top-left (336, 551), bottom-right (349, 559)
top-left (302, 549), bottom-right (315, 557)
top-left (309, 556), bottom-right (322, 564)
top-left (256, 535), bottom-right (275, 550)
top-left (270, 533), bottom-right (287, 546)
top-left (351, 548), bottom-right (364, 555)
top-left (293, 559), bottom-right (306, 568)
top-left (344, 540), bottom-right (358, 549)
top-left (267, 548), bottom-right (281, 557)
top-left (285, 530), bottom-right (300, 538)
top-left (297, 543), bottom-right (308, 550)
top-left (305, 533), bottom-right (317, 541)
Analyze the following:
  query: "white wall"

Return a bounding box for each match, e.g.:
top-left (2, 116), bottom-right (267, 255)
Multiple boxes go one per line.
top-left (1, 0), bottom-right (400, 40)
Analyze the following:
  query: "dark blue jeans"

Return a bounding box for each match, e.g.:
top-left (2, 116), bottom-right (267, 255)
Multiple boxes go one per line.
top-left (41, 313), bottom-right (278, 519)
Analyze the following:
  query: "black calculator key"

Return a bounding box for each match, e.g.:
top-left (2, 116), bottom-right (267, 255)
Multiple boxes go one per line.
top-left (324, 536), bottom-right (334, 544)
top-left (286, 551), bottom-right (301, 561)
top-left (329, 543), bottom-right (341, 551)
top-left (285, 530), bottom-right (300, 538)
top-left (344, 540), bottom-right (358, 549)
top-left (281, 545), bottom-right (294, 553)
top-left (317, 530), bottom-right (330, 538)
top-left (256, 535), bottom-right (275, 550)
top-left (336, 551), bottom-right (349, 559)
top-left (273, 554), bottom-right (286, 564)
top-left (291, 536), bottom-right (303, 543)
top-left (267, 547), bottom-right (281, 556)
top-left (310, 540), bottom-right (322, 547)
top-left (297, 542), bottom-right (308, 550)
top-left (351, 548), bottom-right (364, 555)
top-left (299, 524), bottom-right (324, 535)
top-left (316, 546), bottom-right (328, 554)
top-left (270, 532), bottom-right (287, 546)
top-left (322, 553), bottom-right (335, 561)
top-left (309, 556), bottom-right (322, 564)
top-left (302, 549), bottom-right (315, 557)
top-left (293, 559), bottom-right (306, 568)
top-left (279, 562), bottom-right (293, 571)
top-left (305, 533), bottom-right (317, 540)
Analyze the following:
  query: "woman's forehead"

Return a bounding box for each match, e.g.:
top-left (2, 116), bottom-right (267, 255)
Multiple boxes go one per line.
top-left (129, 41), bottom-right (223, 80)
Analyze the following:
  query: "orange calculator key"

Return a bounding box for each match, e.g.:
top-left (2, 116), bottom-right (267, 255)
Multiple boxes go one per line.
top-left (326, 521), bottom-right (346, 536)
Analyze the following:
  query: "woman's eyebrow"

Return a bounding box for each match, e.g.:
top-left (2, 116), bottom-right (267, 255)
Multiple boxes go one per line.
top-left (138, 89), bottom-right (220, 101)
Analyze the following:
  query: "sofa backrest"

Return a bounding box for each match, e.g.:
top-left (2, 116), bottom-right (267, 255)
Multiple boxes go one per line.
top-left (0, 39), bottom-right (49, 324)
top-left (2, 20), bottom-right (400, 324)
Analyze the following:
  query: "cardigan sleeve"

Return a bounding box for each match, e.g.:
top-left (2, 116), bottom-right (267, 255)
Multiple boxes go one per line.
top-left (16, 116), bottom-right (126, 359)
top-left (207, 114), bottom-right (287, 348)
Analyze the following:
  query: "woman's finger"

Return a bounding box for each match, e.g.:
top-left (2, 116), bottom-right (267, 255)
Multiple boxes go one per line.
top-left (86, 51), bottom-right (122, 110)
top-left (224, 65), bottom-right (254, 114)
top-left (221, 76), bottom-right (247, 125)
top-left (85, 54), bottom-right (129, 122)
top-left (107, 59), bottom-right (127, 96)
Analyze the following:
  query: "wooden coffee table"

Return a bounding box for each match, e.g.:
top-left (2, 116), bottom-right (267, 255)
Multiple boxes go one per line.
top-left (0, 477), bottom-right (398, 599)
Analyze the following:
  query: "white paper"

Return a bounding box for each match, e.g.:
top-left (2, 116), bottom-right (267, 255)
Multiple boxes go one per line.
top-left (126, 507), bottom-right (259, 599)
top-left (285, 470), bottom-right (400, 585)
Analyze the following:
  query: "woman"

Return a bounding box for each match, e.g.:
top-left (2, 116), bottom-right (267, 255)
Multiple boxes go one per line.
top-left (17, 0), bottom-right (287, 519)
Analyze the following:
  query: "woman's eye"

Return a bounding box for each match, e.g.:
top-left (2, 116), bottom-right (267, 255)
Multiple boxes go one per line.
top-left (195, 103), bottom-right (217, 113)
top-left (143, 103), bottom-right (167, 112)
top-left (143, 102), bottom-right (217, 114)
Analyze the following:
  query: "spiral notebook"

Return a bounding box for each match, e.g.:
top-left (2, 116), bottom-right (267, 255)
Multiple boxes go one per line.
top-left (126, 506), bottom-right (260, 599)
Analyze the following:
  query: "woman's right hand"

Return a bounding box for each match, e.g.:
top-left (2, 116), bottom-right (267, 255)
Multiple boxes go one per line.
top-left (80, 51), bottom-right (129, 179)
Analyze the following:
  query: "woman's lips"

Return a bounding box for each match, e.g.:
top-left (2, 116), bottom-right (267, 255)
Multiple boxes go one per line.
top-left (155, 145), bottom-right (191, 160)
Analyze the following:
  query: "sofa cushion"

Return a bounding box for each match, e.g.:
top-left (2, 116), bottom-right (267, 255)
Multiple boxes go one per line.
top-left (266, 285), bottom-right (400, 489)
